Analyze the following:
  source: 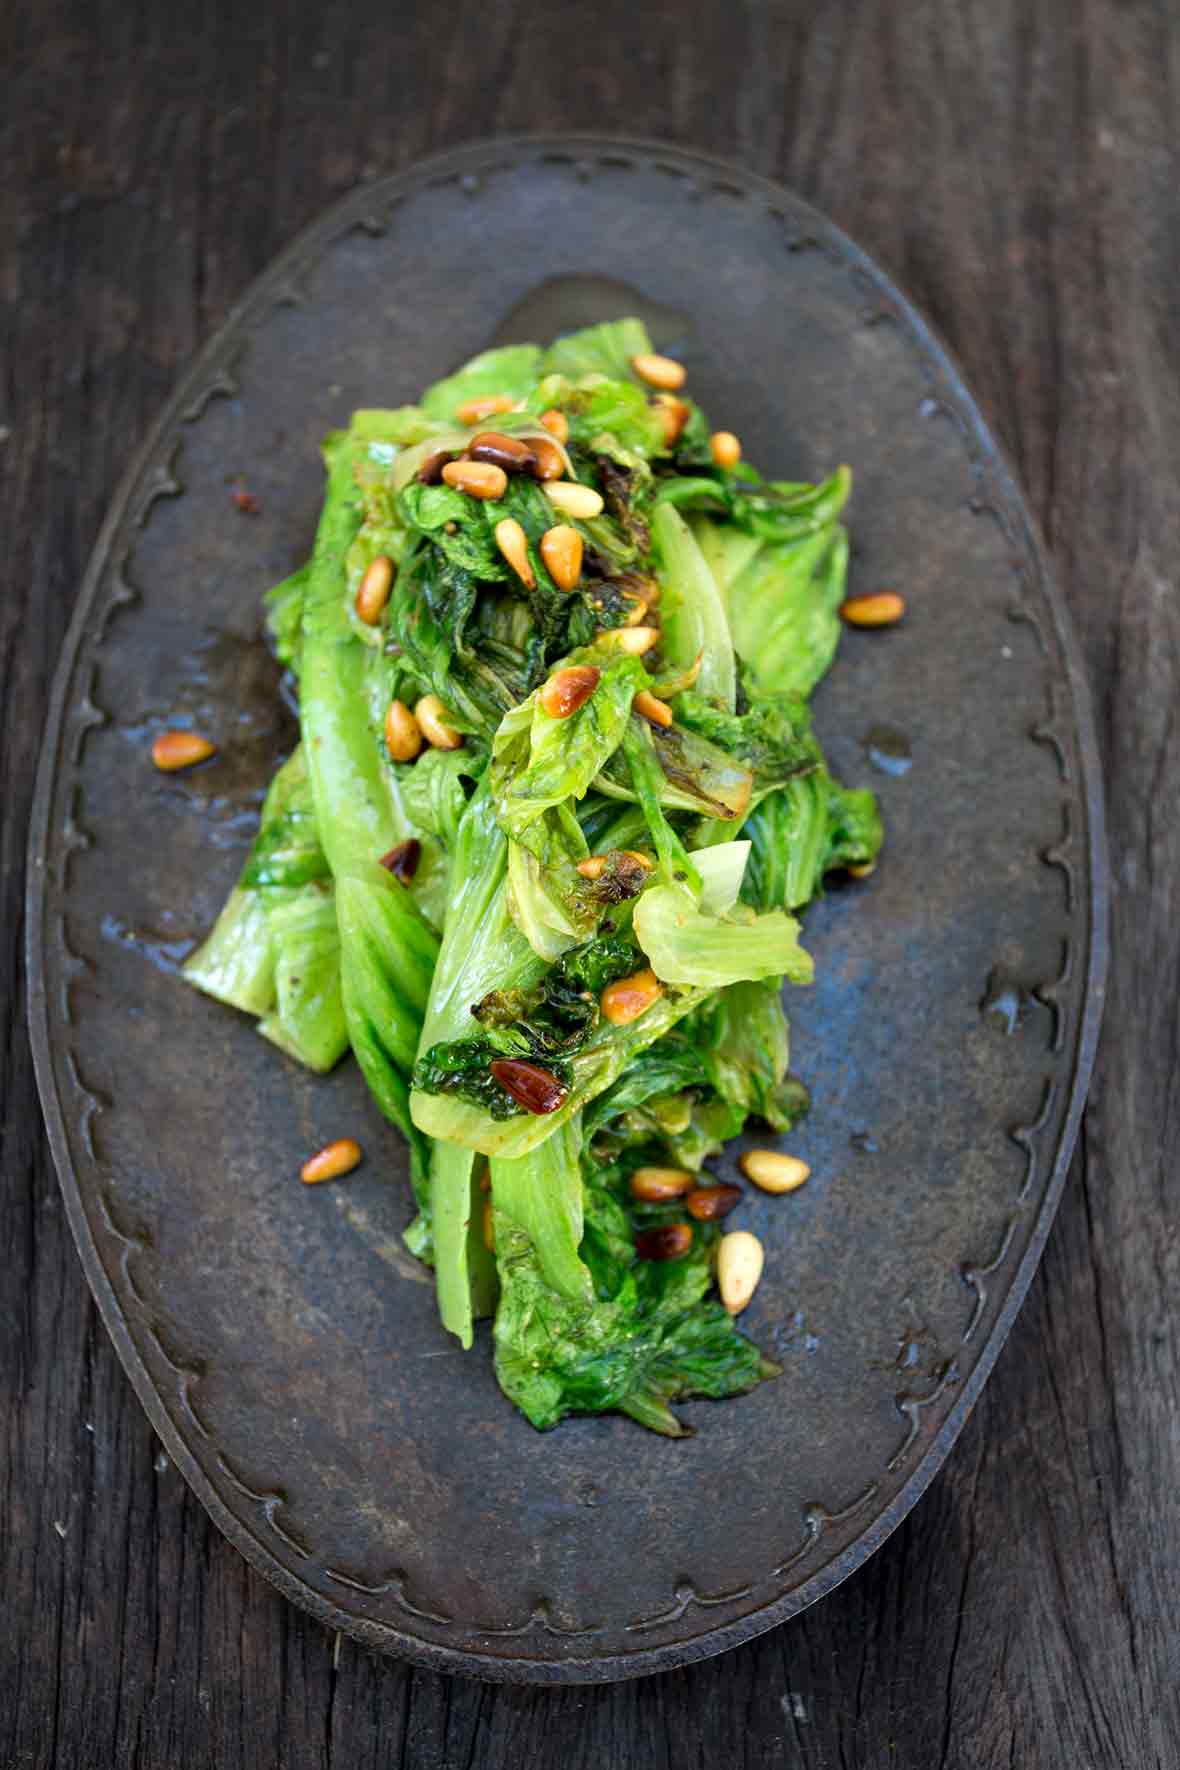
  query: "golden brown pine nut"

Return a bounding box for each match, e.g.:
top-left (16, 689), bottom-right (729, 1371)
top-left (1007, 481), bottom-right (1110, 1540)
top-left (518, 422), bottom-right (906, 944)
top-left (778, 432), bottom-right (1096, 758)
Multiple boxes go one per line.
top-left (654, 395), bottom-right (691, 447)
top-left (301, 1138), bottom-right (362, 1184)
top-left (151, 731), bottom-right (216, 771)
top-left (441, 459), bottom-right (509, 500)
top-left (539, 524), bottom-right (583, 591)
top-left (633, 689), bottom-right (673, 727)
top-left (494, 516), bottom-right (535, 588)
top-left (415, 694), bottom-right (463, 750)
top-left (629, 1166), bottom-right (695, 1202)
top-left (539, 665), bottom-right (600, 719)
top-left (739, 1150), bottom-right (811, 1194)
top-left (528, 435), bottom-right (566, 481)
top-left (539, 408), bottom-right (569, 442)
top-left (596, 625), bottom-right (659, 655)
top-left (600, 967), bottom-right (663, 1026)
top-left (542, 480), bottom-right (604, 519)
top-left (356, 554), bottom-right (394, 624)
top-left (717, 1230), bottom-right (764, 1313)
top-left (709, 430), bottom-right (742, 468)
top-left (631, 352), bottom-right (687, 390)
top-left (576, 855), bottom-right (607, 880)
top-left (840, 591), bottom-right (906, 627)
top-left (384, 699), bottom-right (423, 762)
top-left (455, 394), bottom-right (515, 424)
top-left (686, 1182), bottom-right (743, 1221)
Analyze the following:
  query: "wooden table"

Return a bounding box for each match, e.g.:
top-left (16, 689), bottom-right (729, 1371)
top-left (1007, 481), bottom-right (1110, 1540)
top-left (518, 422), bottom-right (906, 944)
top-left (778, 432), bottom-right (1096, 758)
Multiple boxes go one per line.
top-left (2, 3), bottom-right (1172, 1763)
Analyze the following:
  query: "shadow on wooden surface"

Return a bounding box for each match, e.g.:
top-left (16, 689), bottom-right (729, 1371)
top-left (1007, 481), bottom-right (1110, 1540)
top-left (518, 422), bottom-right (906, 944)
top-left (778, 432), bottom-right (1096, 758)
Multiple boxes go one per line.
top-left (1, 1), bottom-right (1174, 1765)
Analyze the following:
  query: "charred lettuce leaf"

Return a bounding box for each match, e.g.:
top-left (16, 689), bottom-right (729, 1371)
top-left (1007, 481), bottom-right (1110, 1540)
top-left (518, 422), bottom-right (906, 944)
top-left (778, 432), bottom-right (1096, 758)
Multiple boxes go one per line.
top-left (493, 1148), bottom-right (777, 1435)
top-left (741, 771), bottom-right (883, 912)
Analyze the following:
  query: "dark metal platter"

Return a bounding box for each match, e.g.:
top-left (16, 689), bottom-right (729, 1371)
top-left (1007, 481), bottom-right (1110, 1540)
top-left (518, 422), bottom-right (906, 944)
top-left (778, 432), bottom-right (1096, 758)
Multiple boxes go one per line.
top-left (26, 137), bottom-right (1107, 1683)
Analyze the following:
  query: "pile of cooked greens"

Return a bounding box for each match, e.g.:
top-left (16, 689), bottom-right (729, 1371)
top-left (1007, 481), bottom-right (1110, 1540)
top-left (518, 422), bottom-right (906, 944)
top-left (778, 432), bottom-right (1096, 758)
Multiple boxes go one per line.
top-left (183, 318), bottom-right (881, 1437)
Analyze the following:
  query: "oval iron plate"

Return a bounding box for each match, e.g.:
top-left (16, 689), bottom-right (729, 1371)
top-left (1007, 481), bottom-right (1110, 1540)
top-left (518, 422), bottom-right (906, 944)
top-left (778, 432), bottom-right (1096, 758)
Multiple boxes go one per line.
top-left (27, 136), bottom-right (1107, 1683)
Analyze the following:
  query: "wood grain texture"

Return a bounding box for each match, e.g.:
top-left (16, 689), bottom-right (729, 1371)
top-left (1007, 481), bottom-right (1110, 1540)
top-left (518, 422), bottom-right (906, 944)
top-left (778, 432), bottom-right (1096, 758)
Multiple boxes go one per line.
top-left (0, 0), bottom-right (1173, 1763)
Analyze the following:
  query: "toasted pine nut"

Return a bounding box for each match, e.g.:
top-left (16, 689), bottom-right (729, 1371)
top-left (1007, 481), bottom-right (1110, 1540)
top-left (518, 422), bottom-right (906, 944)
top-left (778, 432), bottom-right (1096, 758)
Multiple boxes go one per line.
top-left (577, 849), bottom-right (652, 883)
top-left (539, 408), bottom-right (569, 442)
top-left (840, 591), bottom-right (906, 628)
top-left (717, 1230), bottom-right (764, 1313)
top-left (740, 1150), bottom-right (811, 1195)
top-left (686, 1182), bottom-right (743, 1221)
top-left (489, 1058), bottom-right (568, 1114)
top-left (468, 431), bottom-right (537, 474)
top-left (539, 665), bottom-right (600, 720)
top-left (596, 625), bottom-right (659, 655)
top-left (629, 1166), bottom-right (695, 1203)
top-left (600, 966), bottom-right (663, 1026)
top-left (635, 1223), bottom-right (694, 1261)
top-left (654, 395), bottom-right (691, 447)
top-left (415, 694), bottom-right (463, 750)
top-left (301, 1138), bottom-right (362, 1184)
top-left (494, 516), bottom-right (535, 588)
top-left (631, 351), bottom-right (686, 391)
top-left (442, 459), bottom-right (508, 500)
top-left (543, 480), bottom-right (604, 519)
top-left (848, 860), bottom-right (877, 880)
top-left (151, 730), bottom-right (216, 772)
top-left (379, 838), bottom-right (421, 882)
top-left (539, 524), bottom-right (583, 592)
top-left (384, 698), bottom-right (423, 763)
top-left (482, 1198), bottom-right (495, 1252)
top-left (633, 689), bottom-right (673, 728)
top-left (455, 394), bottom-right (515, 424)
top-left (709, 430), bottom-right (742, 468)
top-left (356, 554), bottom-right (394, 624)
top-left (528, 435), bottom-right (566, 481)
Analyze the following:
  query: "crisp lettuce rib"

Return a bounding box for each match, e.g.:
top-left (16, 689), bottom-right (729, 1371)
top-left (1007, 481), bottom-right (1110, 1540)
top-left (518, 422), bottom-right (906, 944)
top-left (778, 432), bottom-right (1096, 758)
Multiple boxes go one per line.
top-left (299, 429), bottom-right (439, 1174)
top-left (183, 748), bottom-right (348, 1073)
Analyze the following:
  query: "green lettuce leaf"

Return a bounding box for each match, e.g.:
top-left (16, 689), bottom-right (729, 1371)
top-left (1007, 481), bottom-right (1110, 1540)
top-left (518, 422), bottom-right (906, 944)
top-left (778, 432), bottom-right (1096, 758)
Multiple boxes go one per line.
top-left (264, 566), bottom-right (309, 677)
top-left (420, 344), bottom-right (543, 421)
top-left (183, 749), bottom-right (348, 1074)
top-left (650, 502), bottom-right (736, 709)
top-left (541, 318), bottom-right (655, 382)
top-left (633, 871), bottom-right (813, 990)
top-left (741, 771), bottom-right (883, 912)
top-left (674, 688), bottom-right (819, 798)
top-left (256, 888), bottom-right (346, 1073)
top-left (299, 427), bottom-right (441, 1173)
top-left (491, 1117), bottom-right (593, 1306)
top-left (240, 747), bottom-right (330, 890)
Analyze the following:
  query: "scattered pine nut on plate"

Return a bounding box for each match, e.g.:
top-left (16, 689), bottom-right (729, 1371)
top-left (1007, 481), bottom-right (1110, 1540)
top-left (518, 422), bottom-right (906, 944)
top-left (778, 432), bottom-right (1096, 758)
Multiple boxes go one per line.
top-left (151, 731), bottom-right (216, 771)
top-left (300, 1138), bottom-right (362, 1184)
top-left (840, 590), bottom-right (906, 627)
top-left (740, 1150), bottom-right (811, 1194)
